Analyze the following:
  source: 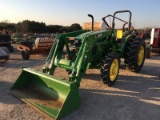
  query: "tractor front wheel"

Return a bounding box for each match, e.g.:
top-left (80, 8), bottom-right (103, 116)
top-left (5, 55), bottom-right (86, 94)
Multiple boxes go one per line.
top-left (22, 49), bottom-right (30, 60)
top-left (124, 37), bottom-right (146, 72)
top-left (100, 53), bottom-right (120, 86)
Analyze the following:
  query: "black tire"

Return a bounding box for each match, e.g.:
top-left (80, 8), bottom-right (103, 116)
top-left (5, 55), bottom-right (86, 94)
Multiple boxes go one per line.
top-left (124, 37), bottom-right (146, 72)
top-left (9, 46), bottom-right (14, 53)
top-left (145, 48), bottom-right (150, 58)
top-left (100, 53), bottom-right (120, 86)
top-left (21, 49), bottom-right (30, 60)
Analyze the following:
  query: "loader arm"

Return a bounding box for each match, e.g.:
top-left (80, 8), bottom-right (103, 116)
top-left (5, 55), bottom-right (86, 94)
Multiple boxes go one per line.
top-left (43, 30), bottom-right (89, 74)
top-left (47, 35), bottom-right (92, 87)
top-left (43, 29), bottom-right (112, 87)
top-left (69, 37), bottom-right (91, 85)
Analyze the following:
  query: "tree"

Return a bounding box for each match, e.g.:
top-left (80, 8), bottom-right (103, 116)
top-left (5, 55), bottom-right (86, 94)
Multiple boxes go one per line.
top-left (10, 20), bottom-right (82, 34)
top-left (0, 20), bottom-right (16, 33)
top-left (69, 23), bottom-right (82, 31)
top-left (15, 20), bottom-right (46, 33)
top-left (46, 25), bottom-right (62, 33)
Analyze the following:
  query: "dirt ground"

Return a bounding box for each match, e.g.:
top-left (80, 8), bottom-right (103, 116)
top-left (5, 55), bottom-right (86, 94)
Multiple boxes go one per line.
top-left (0, 44), bottom-right (160, 120)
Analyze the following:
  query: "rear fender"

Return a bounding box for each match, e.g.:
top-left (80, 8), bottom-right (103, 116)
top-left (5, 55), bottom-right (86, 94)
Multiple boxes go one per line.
top-left (17, 45), bottom-right (30, 51)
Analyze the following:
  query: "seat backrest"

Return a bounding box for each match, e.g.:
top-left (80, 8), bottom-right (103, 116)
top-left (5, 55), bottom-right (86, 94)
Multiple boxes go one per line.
top-left (116, 30), bottom-right (123, 39)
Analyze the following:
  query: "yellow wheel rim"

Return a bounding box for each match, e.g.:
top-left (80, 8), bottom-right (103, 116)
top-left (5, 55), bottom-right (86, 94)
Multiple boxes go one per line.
top-left (138, 46), bottom-right (144, 65)
top-left (109, 59), bottom-right (119, 81)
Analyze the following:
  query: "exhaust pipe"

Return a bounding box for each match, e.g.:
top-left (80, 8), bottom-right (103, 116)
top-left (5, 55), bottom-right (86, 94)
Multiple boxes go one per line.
top-left (88, 14), bottom-right (94, 31)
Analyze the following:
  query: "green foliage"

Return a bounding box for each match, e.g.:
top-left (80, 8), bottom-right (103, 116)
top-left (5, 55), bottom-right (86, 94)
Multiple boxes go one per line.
top-left (46, 25), bottom-right (62, 33)
top-left (46, 23), bottom-right (82, 33)
top-left (16, 20), bottom-right (46, 33)
top-left (69, 23), bottom-right (82, 31)
top-left (0, 19), bottom-right (82, 34)
top-left (0, 21), bottom-right (16, 32)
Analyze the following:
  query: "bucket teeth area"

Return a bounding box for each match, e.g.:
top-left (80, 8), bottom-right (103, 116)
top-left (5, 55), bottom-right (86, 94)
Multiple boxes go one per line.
top-left (11, 68), bottom-right (80, 119)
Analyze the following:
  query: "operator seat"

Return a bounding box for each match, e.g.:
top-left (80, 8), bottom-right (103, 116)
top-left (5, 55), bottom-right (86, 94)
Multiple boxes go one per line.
top-left (116, 29), bottom-right (123, 39)
top-left (116, 29), bottom-right (124, 44)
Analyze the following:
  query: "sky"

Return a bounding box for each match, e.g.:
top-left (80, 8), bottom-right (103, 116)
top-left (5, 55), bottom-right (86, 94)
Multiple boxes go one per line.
top-left (0, 0), bottom-right (160, 28)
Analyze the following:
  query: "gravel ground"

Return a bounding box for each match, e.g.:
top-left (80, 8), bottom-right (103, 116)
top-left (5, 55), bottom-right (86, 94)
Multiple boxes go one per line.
top-left (0, 44), bottom-right (160, 120)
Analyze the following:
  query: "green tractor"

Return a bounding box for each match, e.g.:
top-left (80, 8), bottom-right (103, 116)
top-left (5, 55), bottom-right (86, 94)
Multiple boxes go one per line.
top-left (11, 10), bottom-right (146, 119)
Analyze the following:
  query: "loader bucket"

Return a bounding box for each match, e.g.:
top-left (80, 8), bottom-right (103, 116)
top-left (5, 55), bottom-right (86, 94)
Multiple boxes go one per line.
top-left (11, 68), bottom-right (80, 120)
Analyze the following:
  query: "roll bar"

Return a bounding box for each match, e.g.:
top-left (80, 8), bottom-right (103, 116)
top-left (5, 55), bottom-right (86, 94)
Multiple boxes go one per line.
top-left (102, 14), bottom-right (128, 30)
top-left (112, 10), bottom-right (132, 32)
top-left (87, 10), bottom-right (132, 32)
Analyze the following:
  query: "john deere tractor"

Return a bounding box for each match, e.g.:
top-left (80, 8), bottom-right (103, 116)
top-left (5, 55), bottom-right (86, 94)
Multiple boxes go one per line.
top-left (11, 10), bottom-right (146, 119)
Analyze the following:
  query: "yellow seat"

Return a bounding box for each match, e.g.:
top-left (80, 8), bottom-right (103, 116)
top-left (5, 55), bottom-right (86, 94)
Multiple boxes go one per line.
top-left (116, 30), bottom-right (123, 39)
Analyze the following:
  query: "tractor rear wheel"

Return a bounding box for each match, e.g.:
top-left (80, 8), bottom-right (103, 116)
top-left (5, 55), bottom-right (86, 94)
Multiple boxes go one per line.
top-left (124, 37), bottom-right (146, 72)
top-left (100, 53), bottom-right (120, 86)
top-left (22, 49), bottom-right (30, 60)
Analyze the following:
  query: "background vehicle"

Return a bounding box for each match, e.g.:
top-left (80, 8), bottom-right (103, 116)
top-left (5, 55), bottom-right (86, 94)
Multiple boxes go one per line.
top-left (0, 34), bottom-right (14, 52)
top-left (11, 10), bottom-right (146, 119)
top-left (17, 37), bottom-right (54, 60)
top-left (150, 28), bottom-right (160, 54)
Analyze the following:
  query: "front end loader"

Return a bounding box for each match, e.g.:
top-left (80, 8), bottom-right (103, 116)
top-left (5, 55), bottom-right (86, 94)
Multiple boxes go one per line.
top-left (11, 10), bottom-right (146, 119)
